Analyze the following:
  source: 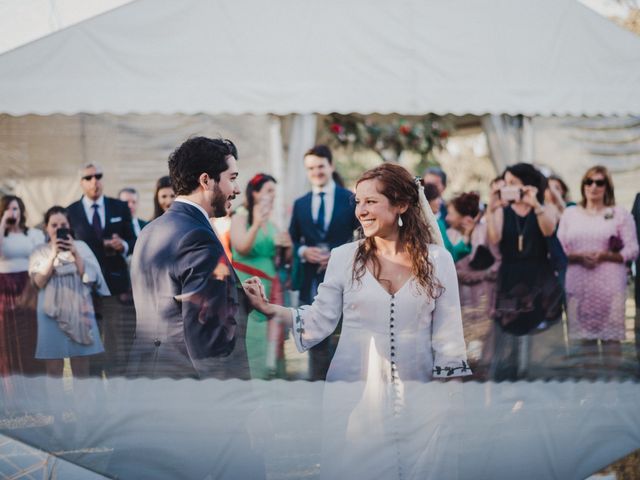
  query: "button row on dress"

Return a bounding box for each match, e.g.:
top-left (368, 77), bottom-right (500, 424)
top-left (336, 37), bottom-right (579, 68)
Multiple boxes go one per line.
top-left (390, 296), bottom-right (398, 384)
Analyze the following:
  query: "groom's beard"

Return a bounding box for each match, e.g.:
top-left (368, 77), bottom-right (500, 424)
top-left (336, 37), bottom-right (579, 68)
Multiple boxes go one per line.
top-left (211, 184), bottom-right (231, 218)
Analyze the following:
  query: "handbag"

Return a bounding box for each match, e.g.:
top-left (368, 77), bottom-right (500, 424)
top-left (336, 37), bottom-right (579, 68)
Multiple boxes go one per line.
top-left (468, 245), bottom-right (495, 271)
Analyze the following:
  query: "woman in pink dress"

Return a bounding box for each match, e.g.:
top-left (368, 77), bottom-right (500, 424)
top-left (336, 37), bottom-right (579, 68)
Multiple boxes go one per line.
top-left (557, 166), bottom-right (639, 372)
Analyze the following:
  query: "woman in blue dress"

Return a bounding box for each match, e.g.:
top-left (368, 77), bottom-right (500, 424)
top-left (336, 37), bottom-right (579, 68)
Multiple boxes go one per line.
top-left (29, 206), bottom-right (109, 379)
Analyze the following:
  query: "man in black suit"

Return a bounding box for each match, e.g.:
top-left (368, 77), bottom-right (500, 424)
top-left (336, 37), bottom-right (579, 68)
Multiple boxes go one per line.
top-left (67, 164), bottom-right (136, 376)
top-left (289, 145), bottom-right (359, 380)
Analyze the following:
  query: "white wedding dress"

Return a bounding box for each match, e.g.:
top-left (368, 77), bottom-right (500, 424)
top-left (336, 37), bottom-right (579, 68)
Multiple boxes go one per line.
top-left (292, 241), bottom-right (471, 479)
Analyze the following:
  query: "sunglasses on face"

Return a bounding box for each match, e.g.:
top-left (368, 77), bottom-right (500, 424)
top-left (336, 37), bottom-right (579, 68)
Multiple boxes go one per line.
top-left (583, 178), bottom-right (606, 187)
top-left (82, 173), bottom-right (103, 181)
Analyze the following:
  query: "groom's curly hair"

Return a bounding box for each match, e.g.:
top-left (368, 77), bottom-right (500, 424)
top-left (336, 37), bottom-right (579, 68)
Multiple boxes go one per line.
top-left (353, 163), bottom-right (442, 299)
top-left (168, 137), bottom-right (238, 196)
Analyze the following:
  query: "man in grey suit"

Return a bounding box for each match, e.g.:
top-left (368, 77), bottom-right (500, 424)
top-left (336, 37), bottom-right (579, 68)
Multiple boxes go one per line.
top-left (127, 136), bottom-right (255, 380)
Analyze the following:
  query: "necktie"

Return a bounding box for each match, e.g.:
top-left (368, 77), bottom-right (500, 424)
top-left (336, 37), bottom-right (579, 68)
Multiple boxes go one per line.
top-left (316, 192), bottom-right (326, 234)
top-left (92, 203), bottom-right (102, 238)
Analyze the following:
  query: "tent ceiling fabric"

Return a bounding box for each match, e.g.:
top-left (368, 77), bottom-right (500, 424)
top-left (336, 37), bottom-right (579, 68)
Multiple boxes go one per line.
top-left (0, 0), bottom-right (134, 54)
top-left (0, 0), bottom-right (639, 116)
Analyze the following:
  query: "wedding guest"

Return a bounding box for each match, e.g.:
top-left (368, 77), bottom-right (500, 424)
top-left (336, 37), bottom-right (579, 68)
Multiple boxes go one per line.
top-left (245, 163), bottom-right (469, 478)
top-left (424, 183), bottom-right (471, 262)
top-left (423, 166), bottom-right (448, 224)
top-left (544, 174), bottom-right (572, 287)
top-left (29, 207), bottom-right (109, 414)
top-left (446, 192), bottom-right (500, 378)
top-left (153, 175), bottom-right (176, 219)
top-left (558, 166), bottom-right (638, 373)
top-left (230, 173), bottom-right (292, 379)
top-left (66, 163), bottom-right (136, 377)
top-left (485, 163), bottom-right (564, 381)
top-left (289, 145), bottom-right (359, 380)
top-left (119, 187), bottom-right (148, 240)
top-left (0, 195), bottom-right (46, 387)
top-left (545, 175), bottom-right (575, 213)
top-left (632, 192), bottom-right (640, 367)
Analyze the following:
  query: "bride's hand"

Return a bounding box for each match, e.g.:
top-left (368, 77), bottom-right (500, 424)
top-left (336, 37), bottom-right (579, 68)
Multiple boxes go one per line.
top-left (243, 276), bottom-right (267, 299)
top-left (242, 277), bottom-right (291, 323)
top-left (246, 276), bottom-right (267, 300)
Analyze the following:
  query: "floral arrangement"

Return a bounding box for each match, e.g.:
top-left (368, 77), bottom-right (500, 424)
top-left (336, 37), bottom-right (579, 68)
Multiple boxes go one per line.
top-left (323, 114), bottom-right (451, 164)
top-left (604, 207), bottom-right (615, 220)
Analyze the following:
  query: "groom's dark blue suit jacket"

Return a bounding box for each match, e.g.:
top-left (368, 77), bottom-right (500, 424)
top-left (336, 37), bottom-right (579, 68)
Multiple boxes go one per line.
top-left (127, 201), bottom-right (250, 379)
top-left (289, 186), bottom-right (359, 304)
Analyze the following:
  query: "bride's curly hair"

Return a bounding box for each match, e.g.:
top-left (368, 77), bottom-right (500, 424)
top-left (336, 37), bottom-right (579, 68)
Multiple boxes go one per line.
top-left (353, 163), bottom-right (442, 298)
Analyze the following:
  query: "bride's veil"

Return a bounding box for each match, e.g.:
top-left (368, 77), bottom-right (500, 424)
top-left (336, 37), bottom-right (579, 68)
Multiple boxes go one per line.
top-left (415, 177), bottom-right (444, 247)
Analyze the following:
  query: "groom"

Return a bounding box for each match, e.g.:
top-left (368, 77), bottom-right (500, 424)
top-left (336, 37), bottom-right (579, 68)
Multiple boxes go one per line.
top-left (127, 136), bottom-right (253, 380)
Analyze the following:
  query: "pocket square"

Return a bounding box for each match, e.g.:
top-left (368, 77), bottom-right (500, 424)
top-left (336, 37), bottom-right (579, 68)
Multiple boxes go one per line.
top-left (110, 216), bottom-right (122, 223)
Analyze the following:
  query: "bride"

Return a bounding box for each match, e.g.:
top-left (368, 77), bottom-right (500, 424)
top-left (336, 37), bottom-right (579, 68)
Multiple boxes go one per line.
top-left (245, 163), bottom-right (470, 479)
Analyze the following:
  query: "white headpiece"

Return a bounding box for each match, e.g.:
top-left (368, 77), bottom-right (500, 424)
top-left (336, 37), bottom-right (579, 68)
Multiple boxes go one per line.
top-left (414, 177), bottom-right (444, 246)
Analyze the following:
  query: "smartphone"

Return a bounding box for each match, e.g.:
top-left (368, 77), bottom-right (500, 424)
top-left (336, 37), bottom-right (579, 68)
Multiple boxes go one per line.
top-left (499, 186), bottom-right (522, 203)
top-left (56, 228), bottom-right (73, 250)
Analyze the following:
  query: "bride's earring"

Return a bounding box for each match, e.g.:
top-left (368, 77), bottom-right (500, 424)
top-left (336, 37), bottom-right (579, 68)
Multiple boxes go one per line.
top-left (398, 215), bottom-right (403, 227)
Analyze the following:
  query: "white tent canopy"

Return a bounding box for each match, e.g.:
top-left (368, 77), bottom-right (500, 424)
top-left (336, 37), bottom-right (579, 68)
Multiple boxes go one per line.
top-left (0, 0), bottom-right (133, 54)
top-left (0, 0), bottom-right (639, 116)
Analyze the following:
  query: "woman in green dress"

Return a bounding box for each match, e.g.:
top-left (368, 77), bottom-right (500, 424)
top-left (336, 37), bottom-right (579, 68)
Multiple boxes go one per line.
top-left (230, 173), bottom-right (292, 379)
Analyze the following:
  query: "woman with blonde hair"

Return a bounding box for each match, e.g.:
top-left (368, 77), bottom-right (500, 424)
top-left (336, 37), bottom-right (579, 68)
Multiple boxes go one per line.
top-left (558, 166), bottom-right (638, 373)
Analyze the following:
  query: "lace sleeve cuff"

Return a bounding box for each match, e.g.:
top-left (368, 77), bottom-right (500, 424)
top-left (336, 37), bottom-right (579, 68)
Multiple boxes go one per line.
top-left (290, 307), bottom-right (308, 353)
top-left (432, 360), bottom-right (472, 379)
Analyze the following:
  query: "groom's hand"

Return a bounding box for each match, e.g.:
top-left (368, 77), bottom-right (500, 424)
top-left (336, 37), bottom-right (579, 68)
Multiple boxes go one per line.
top-left (242, 277), bottom-right (267, 299)
top-left (243, 277), bottom-right (274, 317)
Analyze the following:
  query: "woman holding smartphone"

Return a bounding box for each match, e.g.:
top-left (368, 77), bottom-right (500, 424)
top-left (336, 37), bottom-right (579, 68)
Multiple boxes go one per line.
top-left (0, 195), bottom-right (45, 393)
top-left (29, 206), bottom-right (109, 381)
top-left (485, 163), bottom-right (563, 381)
top-left (230, 173), bottom-right (292, 379)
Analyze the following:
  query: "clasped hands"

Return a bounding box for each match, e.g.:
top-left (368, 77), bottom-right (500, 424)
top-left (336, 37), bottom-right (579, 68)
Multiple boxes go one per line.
top-left (243, 278), bottom-right (292, 324)
top-left (242, 277), bottom-right (277, 318)
top-left (104, 233), bottom-right (125, 253)
top-left (302, 247), bottom-right (330, 272)
top-left (572, 251), bottom-right (614, 269)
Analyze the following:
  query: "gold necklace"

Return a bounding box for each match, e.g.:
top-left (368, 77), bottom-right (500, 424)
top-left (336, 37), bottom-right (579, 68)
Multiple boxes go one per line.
top-left (514, 211), bottom-right (528, 253)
